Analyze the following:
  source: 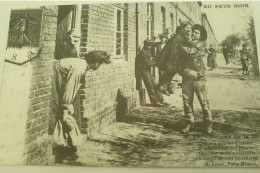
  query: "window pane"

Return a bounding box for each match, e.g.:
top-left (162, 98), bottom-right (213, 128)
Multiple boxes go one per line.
top-left (170, 13), bottom-right (174, 32)
top-left (147, 3), bottom-right (149, 16)
top-left (161, 7), bottom-right (166, 32)
top-left (116, 32), bottom-right (121, 55)
top-left (117, 10), bottom-right (121, 31)
top-left (147, 20), bottom-right (150, 38)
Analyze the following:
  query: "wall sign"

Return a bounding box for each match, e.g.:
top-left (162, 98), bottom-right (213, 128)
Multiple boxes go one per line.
top-left (5, 8), bottom-right (43, 65)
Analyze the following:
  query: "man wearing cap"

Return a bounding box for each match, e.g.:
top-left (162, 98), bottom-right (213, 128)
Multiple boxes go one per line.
top-left (138, 39), bottom-right (168, 107)
top-left (180, 24), bottom-right (213, 135)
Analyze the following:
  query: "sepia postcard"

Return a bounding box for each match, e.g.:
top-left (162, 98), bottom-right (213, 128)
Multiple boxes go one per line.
top-left (0, 0), bottom-right (260, 170)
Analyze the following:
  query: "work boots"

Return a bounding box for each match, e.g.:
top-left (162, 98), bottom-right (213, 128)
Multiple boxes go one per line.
top-left (204, 119), bottom-right (213, 135)
top-left (205, 125), bottom-right (213, 135)
top-left (181, 122), bottom-right (194, 134)
top-left (153, 102), bottom-right (166, 107)
top-left (159, 85), bottom-right (170, 96)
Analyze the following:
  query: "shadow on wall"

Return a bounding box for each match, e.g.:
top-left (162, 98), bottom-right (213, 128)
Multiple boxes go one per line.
top-left (49, 64), bottom-right (59, 135)
top-left (116, 89), bottom-right (128, 122)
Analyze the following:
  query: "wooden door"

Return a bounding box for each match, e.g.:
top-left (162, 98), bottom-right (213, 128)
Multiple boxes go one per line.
top-left (53, 5), bottom-right (82, 130)
top-left (56, 5), bottom-right (74, 47)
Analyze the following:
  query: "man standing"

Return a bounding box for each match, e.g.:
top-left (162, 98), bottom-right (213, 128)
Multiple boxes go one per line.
top-left (240, 44), bottom-right (250, 75)
top-left (138, 39), bottom-right (168, 107)
top-left (180, 24), bottom-right (213, 135)
top-left (222, 46), bottom-right (229, 64)
top-left (208, 44), bottom-right (217, 70)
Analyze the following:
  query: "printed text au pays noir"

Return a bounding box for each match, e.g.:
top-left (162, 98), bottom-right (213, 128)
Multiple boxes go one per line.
top-left (203, 4), bottom-right (249, 9)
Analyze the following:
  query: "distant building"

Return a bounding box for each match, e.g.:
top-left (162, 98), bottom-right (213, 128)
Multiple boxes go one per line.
top-left (201, 13), bottom-right (218, 49)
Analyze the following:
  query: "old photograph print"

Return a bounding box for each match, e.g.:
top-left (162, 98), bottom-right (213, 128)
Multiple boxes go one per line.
top-left (0, 1), bottom-right (260, 168)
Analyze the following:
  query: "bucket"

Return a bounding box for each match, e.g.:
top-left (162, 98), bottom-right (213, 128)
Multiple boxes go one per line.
top-left (169, 81), bottom-right (178, 93)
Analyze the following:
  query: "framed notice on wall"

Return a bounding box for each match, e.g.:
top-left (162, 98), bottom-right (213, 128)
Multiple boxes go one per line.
top-left (5, 8), bottom-right (43, 65)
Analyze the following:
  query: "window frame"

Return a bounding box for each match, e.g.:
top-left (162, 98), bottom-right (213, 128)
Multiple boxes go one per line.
top-left (161, 6), bottom-right (166, 33)
top-left (114, 7), bottom-right (124, 58)
top-left (147, 3), bottom-right (152, 39)
top-left (170, 12), bottom-right (174, 34)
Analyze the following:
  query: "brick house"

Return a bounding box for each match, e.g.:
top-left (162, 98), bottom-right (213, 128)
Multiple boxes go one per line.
top-left (0, 2), bottom-right (217, 165)
top-left (202, 13), bottom-right (218, 49)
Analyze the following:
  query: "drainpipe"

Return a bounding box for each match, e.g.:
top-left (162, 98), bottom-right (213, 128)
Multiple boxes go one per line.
top-left (135, 3), bottom-right (146, 105)
top-left (136, 3), bottom-right (139, 56)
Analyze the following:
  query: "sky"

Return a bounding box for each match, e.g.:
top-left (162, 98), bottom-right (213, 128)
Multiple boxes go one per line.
top-left (201, 1), bottom-right (253, 43)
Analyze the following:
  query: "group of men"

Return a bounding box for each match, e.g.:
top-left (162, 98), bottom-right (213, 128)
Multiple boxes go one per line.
top-left (223, 44), bottom-right (252, 75)
top-left (53, 21), bottom-right (214, 163)
top-left (137, 21), bottom-right (213, 135)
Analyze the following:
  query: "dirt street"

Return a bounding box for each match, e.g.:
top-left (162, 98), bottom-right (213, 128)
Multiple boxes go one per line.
top-left (61, 53), bottom-right (260, 167)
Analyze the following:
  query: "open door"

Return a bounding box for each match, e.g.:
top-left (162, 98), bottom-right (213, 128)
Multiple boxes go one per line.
top-left (50, 5), bottom-right (82, 134)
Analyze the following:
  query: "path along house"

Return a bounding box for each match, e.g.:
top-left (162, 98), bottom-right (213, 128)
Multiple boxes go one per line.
top-left (0, 2), bottom-right (217, 165)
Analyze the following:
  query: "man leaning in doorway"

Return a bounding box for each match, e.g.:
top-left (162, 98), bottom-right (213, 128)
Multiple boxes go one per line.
top-left (53, 29), bottom-right (111, 163)
top-left (55, 29), bottom-right (81, 59)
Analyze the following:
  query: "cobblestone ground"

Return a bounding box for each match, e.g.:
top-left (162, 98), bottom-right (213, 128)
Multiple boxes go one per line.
top-left (61, 54), bottom-right (260, 167)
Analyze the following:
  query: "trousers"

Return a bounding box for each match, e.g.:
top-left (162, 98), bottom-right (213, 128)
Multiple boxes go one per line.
top-left (159, 71), bottom-right (176, 87)
top-left (182, 77), bottom-right (212, 126)
top-left (140, 70), bottom-right (163, 104)
top-left (53, 58), bottom-right (87, 147)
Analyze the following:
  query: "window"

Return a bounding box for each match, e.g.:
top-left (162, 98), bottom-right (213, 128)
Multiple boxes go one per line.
top-left (147, 3), bottom-right (152, 39)
top-left (115, 8), bottom-right (123, 57)
top-left (147, 20), bottom-right (151, 39)
top-left (147, 3), bottom-right (152, 18)
top-left (56, 5), bottom-right (81, 45)
top-left (170, 13), bottom-right (174, 33)
top-left (161, 7), bottom-right (166, 33)
top-left (55, 5), bottom-right (82, 59)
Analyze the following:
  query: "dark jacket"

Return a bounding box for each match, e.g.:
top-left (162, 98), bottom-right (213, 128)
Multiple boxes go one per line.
top-left (156, 33), bottom-right (190, 73)
top-left (208, 48), bottom-right (216, 59)
top-left (180, 41), bottom-right (206, 78)
top-left (223, 48), bottom-right (228, 57)
top-left (137, 48), bottom-right (156, 72)
top-left (55, 41), bottom-right (79, 60)
top-left (240, 48), bottom-right (250, 62)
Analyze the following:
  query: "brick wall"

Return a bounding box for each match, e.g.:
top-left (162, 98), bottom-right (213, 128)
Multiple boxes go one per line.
top-left (176, 2), bottom-right (202, 25)
top-left (0, 5), bottom-right (58, 165)
top-left (202, 16), bottom-right (218, 48)
top-left (138, 3), bottom-right (148, 47)
top-left (24, 5), bottom-right (58, 165)
top-left (153, 2), bottom-right (177, 36)
top-left (79, 3), bottom-right (138, 136)
top-left (0, 2), bottom-right (219, 165)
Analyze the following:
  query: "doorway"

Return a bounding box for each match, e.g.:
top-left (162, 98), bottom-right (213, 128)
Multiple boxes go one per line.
top-left (50, 5), bottom-right (82, 133)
